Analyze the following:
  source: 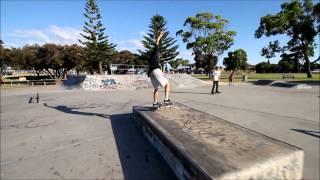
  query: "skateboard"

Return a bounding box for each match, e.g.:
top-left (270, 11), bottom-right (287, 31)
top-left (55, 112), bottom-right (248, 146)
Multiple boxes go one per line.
top-left (152, 102), bottom-right (173, 111)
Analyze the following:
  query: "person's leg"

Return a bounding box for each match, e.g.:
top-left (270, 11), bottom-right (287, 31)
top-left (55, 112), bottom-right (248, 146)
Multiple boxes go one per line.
top-left (215, 81), bottom-right (219, 93)
top-left (153, 88), bottom-right (159, 104)
top-left (164, 83), bottom-right (170, 100)
top-left (212, 81), bottom-right (216, 94)
top-left (164, 82), bottom-right (173, 105)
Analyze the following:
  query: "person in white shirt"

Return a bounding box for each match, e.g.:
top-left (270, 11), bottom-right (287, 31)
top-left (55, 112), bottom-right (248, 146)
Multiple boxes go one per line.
top-left (211, 66), bottom-right (221, 94)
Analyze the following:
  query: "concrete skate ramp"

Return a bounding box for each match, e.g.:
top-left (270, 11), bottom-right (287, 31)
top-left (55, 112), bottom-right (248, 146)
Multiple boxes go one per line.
top-left (252, 79), bottom-right (275, 86)
top-left (109, 74), bottom-right (207, 89)
top-left (133, 103), bottom-right (304, 180)
top-left (166, 74), bottom-right (208, 88)
top-left (253, 80), bottom-right (312, 89)
top-left (62, 75), bottom-right (86, 89)
top-left (62, 74), bottom-right (207, 90)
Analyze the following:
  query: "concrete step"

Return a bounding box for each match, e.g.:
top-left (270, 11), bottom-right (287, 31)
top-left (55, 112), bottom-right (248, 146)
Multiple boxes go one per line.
top-left (133, 103), bottom-right (304, 180)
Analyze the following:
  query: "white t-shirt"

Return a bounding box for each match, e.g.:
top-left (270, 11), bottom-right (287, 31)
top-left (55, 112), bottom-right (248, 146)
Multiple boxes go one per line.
top-left (212, 70), bottom-right (221, 81)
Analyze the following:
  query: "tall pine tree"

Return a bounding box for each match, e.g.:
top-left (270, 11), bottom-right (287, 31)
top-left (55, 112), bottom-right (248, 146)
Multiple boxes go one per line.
top-left (79, 0), bottom-right (116, 74)
top-left (139, 15), bottom-right (179, 68)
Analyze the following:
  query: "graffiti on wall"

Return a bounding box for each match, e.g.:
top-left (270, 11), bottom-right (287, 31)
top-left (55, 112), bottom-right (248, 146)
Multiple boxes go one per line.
top-left (82, 75), bottom-right (117, 90)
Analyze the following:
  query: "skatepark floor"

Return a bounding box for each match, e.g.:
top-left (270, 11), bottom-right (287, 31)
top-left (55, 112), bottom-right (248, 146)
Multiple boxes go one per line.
top-left (1, 83), bottom-right (319, 179)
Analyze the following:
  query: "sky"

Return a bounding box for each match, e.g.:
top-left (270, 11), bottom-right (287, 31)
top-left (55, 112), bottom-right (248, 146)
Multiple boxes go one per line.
top-left (1, 0), bottom-right (319, 65)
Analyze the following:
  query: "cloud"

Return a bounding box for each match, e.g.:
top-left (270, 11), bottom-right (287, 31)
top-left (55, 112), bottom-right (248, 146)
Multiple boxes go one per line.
top-left (3, 43), bottom-right (18, 48)
top-left (9, 30), bottom-right (50, 42)
top-left (128, 39), bottom-right (143, 48)
top-left (7, 25), bottom-right (83, 47)
top-left (115, 39), bottom-right (143, 53)
top-left (49, 25), bottom-right (82, 42)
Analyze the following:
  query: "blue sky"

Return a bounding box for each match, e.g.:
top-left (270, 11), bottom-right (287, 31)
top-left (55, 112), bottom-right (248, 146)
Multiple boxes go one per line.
top-left (1, 0), bottom-right (319, 65)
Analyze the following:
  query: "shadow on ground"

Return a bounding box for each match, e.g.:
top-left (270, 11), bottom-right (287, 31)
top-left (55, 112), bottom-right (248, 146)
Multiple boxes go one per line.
top-left (43, 103), bottom-right (109, 119)
top-left (291, 129), bottom-right (320, 138)
top-left (62, 75), bottom-right (86, 89)
top-left (110, 113), bottom-right (177, 180)
top-left (42, 104), bottom-right (176, 179)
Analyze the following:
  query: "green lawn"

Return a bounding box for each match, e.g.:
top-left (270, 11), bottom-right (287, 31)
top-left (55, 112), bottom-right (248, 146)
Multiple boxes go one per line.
top-left (191, 73), bottom-right (320, 82)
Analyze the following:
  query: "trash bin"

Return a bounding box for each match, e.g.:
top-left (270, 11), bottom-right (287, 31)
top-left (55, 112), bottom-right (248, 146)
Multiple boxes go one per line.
top-left (243, 75), bottom-right (248, 81)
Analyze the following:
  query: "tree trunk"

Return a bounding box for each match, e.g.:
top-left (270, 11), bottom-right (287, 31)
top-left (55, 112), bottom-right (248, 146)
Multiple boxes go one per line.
top-left (99, 61), bottom-right (103, 74)
top-left (63, 69), bottom-right (68, 80)
top-left (303, 50), bottom-right (312, 78)
top-left (303, 48), bottom-right (312, 78)
top-left (45, 69), bottom-right (54, 79)
top-left (306, 60), bottom-right (312, 78)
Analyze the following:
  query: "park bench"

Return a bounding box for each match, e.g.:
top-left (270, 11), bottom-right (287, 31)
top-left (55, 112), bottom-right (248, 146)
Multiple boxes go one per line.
top-left (283, 74), bottom-right (295, 80)
top-left (133, 103), bottom-right (303, 180)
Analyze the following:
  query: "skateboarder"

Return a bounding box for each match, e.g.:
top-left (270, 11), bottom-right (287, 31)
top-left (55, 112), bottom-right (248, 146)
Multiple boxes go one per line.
top-left (148, 31), bottom-right (173, 107)
top-left (211, 66), bottom-right (221, 94)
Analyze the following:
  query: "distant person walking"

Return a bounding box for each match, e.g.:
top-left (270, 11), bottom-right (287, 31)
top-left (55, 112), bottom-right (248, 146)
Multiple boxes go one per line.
top-left (148, 31), bottom-right (173, 107)
top-left (228, 70), bottom-right (235, 86)
top-left (211, 66), bottom-right (221, 94)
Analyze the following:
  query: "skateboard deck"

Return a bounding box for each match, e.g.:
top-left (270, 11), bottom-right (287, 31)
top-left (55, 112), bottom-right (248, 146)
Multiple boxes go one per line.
top-left (152, 103), bottom-right (174, 111)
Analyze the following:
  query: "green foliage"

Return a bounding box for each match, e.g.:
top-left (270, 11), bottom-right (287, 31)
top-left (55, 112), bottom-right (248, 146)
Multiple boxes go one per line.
top-left (177, 12), bottom-right (236, 73)
top-left (112, 50), bottom-right (147, 65)
top-left (255, 62), bottom-right (272, 73)
top-left (278, 60), bottom-right (294, 73)
top-left (261, 40), bottom-right (283, 60)
top-left (0, 40), bottom-right (12, 73)
top-left (169, 58), bottom-right (189, 69)
top-left (223, 49), bottom-right (248, 71)
top-left (62, 45), bottom-right (85, 73)
top-left (79, 0), bottom-right (116, 74)
top-left (139, 14), bottom-right (179, 66)
top-left (255, 0), bottom-right (320, 78)
top-left (255, 60), bottom-right (294, 73)
top-left (2, 43), bottom-right (85, 78)
top-left (280, 52), bottom-right (303, 72)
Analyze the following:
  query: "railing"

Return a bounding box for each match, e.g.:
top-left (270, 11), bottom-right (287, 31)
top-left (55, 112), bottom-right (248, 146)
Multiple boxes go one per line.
top-left (1, 79), bottom-right (65, 86)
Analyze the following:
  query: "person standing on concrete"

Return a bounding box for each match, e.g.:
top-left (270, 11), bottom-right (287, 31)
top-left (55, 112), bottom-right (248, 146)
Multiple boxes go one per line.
top-left (211, 66), bottom-right (221, 94)
top-left (148, 31), bottom-right (173, 107)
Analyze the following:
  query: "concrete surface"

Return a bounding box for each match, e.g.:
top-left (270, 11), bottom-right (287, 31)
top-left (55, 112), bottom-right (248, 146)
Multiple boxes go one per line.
top-left (1, 82), bottom-right (319, 179)
top-left (134, 103), bottom-right (303, 179)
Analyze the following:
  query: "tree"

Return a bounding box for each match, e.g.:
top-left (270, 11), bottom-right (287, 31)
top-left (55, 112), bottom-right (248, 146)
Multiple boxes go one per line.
top-left (280, 52), bottom-right (303, 72)
top-left (36, 44), bottom-right (65, 79)
top-left (79, 0), bottom-right (116, 74)
top-left (169, 58), bottom-right (189, 69)
top-left (261, 40), bottom-right (283, 60)
top-left (139, 14), bottom-right (179, 67)
top-left (255, 61), bottom-right (272, 73)
top-left (255, 0), bottom-right (320, 78)
top-left (112, 50), bottom-right (136, 64)
top-left (0, 40), bottom-right (11, 75)
top-left (62, 45), bottom-right (85, 76)
top-left (21, 44), bottom-right (42, 76)
top-left (223, 49), bottom-right (248, 81)
top-left (8, 48), bottom-right (24, 70)
top-left (278, 60), bottom-right (294, 73)
top-left (177, 12), bottom-right (236, 74)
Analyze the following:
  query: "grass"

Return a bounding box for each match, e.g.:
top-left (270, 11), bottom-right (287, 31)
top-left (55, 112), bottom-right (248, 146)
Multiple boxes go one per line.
top-left (191, 73), bottom-right (320, 82)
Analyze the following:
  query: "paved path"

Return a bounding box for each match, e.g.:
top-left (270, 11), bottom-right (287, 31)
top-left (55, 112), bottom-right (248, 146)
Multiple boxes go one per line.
top-left (1, 83), bottom-right (319, 179)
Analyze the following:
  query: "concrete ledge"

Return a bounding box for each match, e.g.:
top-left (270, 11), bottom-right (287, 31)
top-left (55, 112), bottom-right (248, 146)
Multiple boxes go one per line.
top-left (133, 103), bottom-right (304, 180)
